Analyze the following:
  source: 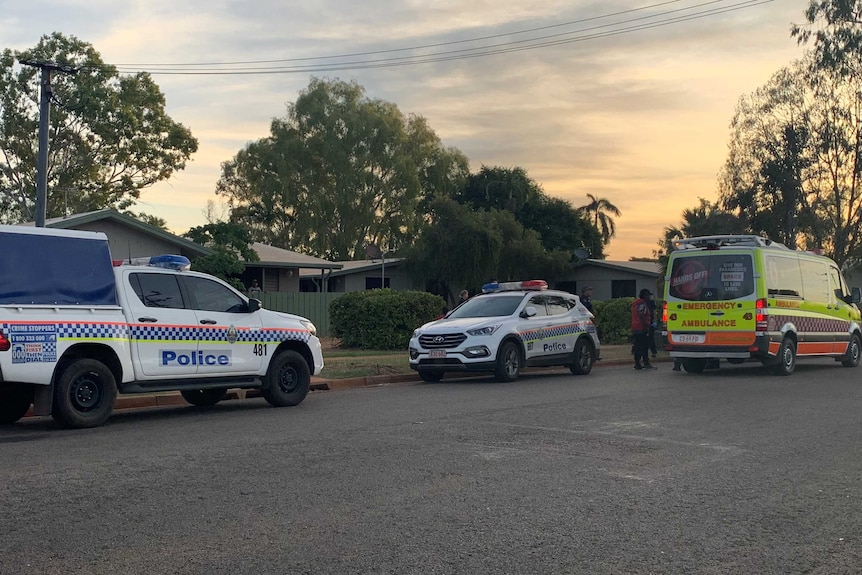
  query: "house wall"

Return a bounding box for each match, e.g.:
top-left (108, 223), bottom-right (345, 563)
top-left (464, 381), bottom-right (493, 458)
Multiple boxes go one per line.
top-left (554, 268), bottom-right (660, 301)
top-left (341, 269), bottom-right (419, 292)
top-left (72, 220), bottom-right (200, 260)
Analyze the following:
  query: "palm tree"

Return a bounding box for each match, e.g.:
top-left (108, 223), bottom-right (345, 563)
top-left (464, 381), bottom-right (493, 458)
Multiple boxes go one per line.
top-left (578, 194), bottom-right (621, 252)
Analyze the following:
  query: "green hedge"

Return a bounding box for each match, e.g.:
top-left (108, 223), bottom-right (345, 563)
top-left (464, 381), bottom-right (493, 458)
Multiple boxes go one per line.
top-left (330, 289), bottom-right (446, 349)
top-left (593, 298), bottom-right (663, 345)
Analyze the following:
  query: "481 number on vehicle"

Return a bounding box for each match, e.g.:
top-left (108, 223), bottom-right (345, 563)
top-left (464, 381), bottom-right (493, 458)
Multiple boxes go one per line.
top-left (253, 343), bottom-right (267, 356)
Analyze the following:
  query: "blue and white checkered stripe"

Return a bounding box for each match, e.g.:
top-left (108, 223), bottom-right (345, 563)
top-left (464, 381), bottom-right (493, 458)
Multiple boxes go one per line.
top-left (0, 322), bottom-right (310, 344)
top-left (520, 321), bottom-right (590, 343)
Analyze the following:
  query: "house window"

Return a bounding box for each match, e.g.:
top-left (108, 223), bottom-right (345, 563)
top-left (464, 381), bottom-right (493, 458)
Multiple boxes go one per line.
top-left (611, 280), bottom-right (636, 298)
top-left (365, 276), bottom-right (391, 289)
top-left (264, 274), bottom-right (279, 293)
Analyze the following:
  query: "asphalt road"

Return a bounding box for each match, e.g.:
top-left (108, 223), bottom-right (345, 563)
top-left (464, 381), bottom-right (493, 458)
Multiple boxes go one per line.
top-left (2, 359), bottom-right (862, 574)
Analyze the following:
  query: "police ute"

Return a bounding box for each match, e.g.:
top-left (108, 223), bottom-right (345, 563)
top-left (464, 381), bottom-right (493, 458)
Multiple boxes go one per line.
top-left (409, 280), bottom-right (600, 382)
top-left (0, 226), bottom-right (323, 428)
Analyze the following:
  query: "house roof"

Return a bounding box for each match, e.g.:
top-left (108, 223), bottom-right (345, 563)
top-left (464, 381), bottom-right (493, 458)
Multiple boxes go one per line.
top-left (33, 209), bottom-right (212, 257)
top-left (251, 242), bottom-right (341, 270)
top-left (574, 259), bottom-right (662, 277)
top-left (298, 258), bottom-right (401, 277)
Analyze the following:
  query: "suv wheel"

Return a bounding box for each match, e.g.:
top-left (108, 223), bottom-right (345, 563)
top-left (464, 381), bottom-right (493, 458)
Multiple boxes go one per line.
top-left (494, 341), bottom-right (521, 382)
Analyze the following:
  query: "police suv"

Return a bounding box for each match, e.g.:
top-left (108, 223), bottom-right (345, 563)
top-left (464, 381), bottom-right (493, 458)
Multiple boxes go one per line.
top-left (0, 226), bottom-right (324, 428)
top-left (409, 280), bottom-right (599, 382)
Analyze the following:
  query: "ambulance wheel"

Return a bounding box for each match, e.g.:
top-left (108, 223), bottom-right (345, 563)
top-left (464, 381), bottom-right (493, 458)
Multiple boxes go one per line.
top-left (0, 383), bottom-right (33, 425)
top-left (841, 333), bottom-right (862, 368)
top-left (682, 359), bottom-right (706, 373)
top-left (263, 350), bottom-right (310, 407)
top-left (494, 341), bottom-right (522, 382)
top-left (569, 337), bottom-right (594, 375)
top-left (181, 389), bottom-right (226, 407)
top-left (771, 337), bottom-right (796, 376)
top-left (418, 370), bottom-right (444, 383)
top-left (52, 359), bottom-right (117, 428)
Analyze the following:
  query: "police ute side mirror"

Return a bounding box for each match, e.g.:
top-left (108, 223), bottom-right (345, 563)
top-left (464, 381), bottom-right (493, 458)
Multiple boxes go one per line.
top-left (851, 287), bottom-right (861, 305)
top-left (521, 306), bottom-right (537, 318)
top-left (248, 298), bottom-right (261, 312)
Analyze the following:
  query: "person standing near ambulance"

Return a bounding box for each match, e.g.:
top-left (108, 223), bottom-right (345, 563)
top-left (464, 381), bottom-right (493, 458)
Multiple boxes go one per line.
top-left (631, 289), bottom-right (657, 370)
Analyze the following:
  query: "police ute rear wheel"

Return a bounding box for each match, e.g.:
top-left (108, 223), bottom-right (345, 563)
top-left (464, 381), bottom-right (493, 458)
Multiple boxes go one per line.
top-left (181, 389), bottom-right (226, 407)
top-left (841, 333), bottom-right (862, 368)
top-left (772, 337), bottom-right (796, 376)
top-left (418, 370), bottom-right (444, 383)
top-left (263, 350), bottom-right (310, 407)
top-left (494, 341), bottom-right (521, 382)
top-left (52, 359), bottom-right (117, 429)
top-left (569, 338), bottom-right (594, 375)
top-left (0, 383), bottom-right (34, 425)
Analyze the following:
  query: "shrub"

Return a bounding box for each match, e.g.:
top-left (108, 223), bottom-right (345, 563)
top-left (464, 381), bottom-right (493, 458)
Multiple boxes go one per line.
top-left (593, 297), bottom-right (634, 345)
top-left (330, 289), bottom-right (445, 350)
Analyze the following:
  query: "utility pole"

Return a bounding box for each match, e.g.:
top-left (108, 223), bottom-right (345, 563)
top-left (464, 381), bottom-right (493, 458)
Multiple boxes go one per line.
top-left (18, 59), bottom-right (77, 227)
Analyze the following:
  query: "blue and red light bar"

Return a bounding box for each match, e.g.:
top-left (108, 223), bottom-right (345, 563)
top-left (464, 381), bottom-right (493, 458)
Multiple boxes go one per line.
top-left (482, 279), bottom-right (548, 293)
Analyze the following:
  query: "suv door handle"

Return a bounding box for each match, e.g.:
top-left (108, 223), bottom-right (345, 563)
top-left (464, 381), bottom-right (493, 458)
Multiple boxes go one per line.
top-left (138, 317), bottom-right (158, 322)
top-left (199, 319), bottom-right (217, 325)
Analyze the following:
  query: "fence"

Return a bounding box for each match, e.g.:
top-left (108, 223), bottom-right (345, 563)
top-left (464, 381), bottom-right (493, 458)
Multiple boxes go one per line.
top-left (261, 292), bottom-right (344, 338)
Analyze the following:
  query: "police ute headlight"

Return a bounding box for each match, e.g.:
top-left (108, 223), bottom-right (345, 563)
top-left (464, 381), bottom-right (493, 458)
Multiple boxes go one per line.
top-left (467, 325), bottom-right (500, 336)
top-left (412, 328), bottom-right (421, 338)
top-left (300, 320), bottom-right (317, 336)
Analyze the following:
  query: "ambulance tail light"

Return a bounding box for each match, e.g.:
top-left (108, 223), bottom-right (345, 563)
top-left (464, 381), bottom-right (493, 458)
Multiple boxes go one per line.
top-left (755, 298), bottom-right (768, 331)
top-left (662, 301), bottom-right (668, 327)
top-left (0, 330), bottom-right (10, 352)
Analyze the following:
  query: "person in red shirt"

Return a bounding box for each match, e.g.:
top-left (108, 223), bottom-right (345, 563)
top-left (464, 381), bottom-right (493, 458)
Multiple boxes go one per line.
top-left (631, 289), bottom-right (657, 370)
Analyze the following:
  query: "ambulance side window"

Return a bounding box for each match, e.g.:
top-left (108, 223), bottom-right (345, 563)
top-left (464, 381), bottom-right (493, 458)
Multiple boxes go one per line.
top-left (828, 266), bottom-right (846, 302)
top-left (129, 273), bottom-right (185, 309)
top-left (800, 260), bottom-right (830, 301)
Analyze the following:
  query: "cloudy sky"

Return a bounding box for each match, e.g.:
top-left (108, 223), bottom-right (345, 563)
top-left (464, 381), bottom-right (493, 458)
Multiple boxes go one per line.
top-left (2, 0), bottom-right (808, 259)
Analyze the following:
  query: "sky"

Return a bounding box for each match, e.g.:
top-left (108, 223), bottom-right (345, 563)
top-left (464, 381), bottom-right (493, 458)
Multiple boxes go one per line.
top-left (1, 0), bottom-right (809, 260)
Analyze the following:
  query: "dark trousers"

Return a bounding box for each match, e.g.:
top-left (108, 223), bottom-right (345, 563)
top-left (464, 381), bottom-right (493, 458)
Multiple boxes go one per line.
top-left (648, 325), bottom-right (658, 355)
top-left (632, 332), bottom-right (651, 366)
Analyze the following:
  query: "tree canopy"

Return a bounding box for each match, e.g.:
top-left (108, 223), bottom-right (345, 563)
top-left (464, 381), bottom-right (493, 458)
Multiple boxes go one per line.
top-left (719, 56), bottom-right (862, 266)
top-left (0, 33), bottom-right (198, 223)
top-left (216, 77), bottom-right (469, 260)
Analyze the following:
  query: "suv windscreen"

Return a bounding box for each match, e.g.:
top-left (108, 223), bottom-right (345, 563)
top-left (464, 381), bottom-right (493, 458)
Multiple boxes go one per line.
top-left (668, 253), bottom-right (754, 301)
top-left (448, 295), bottom-right (524, 318)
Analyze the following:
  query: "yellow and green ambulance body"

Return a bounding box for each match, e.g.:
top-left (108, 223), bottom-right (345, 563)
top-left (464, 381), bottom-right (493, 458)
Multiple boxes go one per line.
top-left (662, 235), bottom-right (862, 375)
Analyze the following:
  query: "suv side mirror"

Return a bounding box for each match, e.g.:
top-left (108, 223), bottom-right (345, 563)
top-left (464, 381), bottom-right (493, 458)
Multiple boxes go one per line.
top-left (248, 298), bottom-right (261, 312)
top-left (520, 306), bottom-right (537, 318)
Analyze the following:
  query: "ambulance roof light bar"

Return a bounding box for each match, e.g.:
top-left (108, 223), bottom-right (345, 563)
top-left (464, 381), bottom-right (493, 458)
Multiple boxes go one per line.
top-left (482, 279), bottom-right (548, 293)
top-left (672, 235), bottom-right (788, 251)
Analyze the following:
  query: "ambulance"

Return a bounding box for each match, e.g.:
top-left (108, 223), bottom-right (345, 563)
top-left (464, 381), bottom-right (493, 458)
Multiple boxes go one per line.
top-left (662, 235), bottom-right (862, 375)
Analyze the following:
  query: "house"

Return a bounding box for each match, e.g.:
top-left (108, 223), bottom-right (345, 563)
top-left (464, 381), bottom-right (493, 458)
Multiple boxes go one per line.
top-left (298, 258), bottom-right (422, 292)
top-left (34, 209), bottom-right (342, 293)
top-left (38, 209), bottom-right (212, 262)
top-left (554, 259), bottom-right (662, 300)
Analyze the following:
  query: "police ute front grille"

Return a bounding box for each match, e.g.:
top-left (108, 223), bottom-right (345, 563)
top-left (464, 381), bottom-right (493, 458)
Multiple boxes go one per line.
top-left (419, 333), bottom-right (467, 349)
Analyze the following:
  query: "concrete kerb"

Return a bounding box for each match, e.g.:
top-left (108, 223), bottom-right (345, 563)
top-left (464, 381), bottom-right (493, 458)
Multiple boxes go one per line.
top-left (23, 347), bottom-right (665, 418)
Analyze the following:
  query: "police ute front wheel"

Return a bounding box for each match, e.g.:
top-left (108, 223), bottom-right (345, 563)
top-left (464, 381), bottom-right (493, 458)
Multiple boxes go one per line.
top-left (262, 351), bottom-right (310, 407)
top-left (841, 333), bottom-right (862, 368)
top-left (772, 337), bottom-right (796, 376)
top-left (0, 383), bottom-right (34, 425)
top-left (181, 389), bottom-right (227, 407)
top-left (52, 359), bottom-right (117, 429)
top-left (569, 338), bottom-right (594, 375)
top-left (494, 341), bottom-right (521, 382)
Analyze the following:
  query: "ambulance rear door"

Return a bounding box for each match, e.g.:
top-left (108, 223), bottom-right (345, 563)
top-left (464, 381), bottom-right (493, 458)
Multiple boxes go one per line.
top-left (665, 250), bottom-right (758, 349)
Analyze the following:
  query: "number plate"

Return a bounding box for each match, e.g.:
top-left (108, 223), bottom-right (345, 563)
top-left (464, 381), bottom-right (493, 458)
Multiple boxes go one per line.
top-left (429, 350), bottom-right (447, 358)
top-left (673, 333), bottom-right (705, 344)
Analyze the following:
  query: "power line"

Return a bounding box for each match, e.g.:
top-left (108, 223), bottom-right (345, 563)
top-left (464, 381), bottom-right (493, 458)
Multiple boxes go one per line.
top-left (101, 0), bottom-right (772, 76)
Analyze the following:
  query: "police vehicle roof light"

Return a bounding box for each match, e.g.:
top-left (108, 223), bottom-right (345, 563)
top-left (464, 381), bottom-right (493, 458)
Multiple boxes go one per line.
top-left (148, 254), bottom-right (191, 271)
top-left (482, 279), bottom-right (548, 293)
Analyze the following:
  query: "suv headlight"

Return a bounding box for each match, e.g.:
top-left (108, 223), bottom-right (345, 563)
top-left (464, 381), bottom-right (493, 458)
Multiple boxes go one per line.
top-left (300, 320), bottom-right (317, 336)
top-left (467, 325), bottom-right (500, 336)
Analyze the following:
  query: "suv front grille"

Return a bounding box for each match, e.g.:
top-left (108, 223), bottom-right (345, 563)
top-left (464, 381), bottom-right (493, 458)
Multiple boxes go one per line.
top-left (419, 333), bottom-right (467, 349)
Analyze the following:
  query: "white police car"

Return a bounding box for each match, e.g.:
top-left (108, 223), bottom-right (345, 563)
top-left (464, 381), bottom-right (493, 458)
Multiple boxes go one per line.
top-left (409, 280), bottom-right (599, 382)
